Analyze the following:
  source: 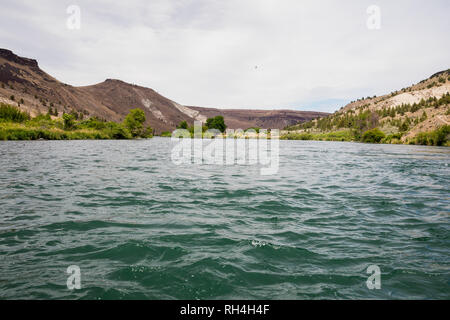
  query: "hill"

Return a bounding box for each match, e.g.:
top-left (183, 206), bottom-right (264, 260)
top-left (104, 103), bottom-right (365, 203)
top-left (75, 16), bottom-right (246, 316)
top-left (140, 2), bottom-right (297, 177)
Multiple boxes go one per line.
top-left (284, 70), bottom-right (450, 145)
top-left (0, 48), bottom-right (326, 134)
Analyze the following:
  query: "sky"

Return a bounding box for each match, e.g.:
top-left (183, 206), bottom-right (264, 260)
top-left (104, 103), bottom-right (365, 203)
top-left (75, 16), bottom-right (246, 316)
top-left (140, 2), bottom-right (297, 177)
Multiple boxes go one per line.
top-left (0, 0), bottom-right (449, 112)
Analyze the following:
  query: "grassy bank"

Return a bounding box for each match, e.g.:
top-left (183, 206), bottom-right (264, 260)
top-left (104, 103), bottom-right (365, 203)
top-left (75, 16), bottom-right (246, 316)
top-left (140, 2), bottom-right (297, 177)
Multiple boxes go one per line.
top-left (412, 125), bottom-right (450, 146)
top-left (0, 103), bottom-right (152, 140)
top-left (281, 130), bottom-right (355, 142)
top-left (281, 126), bottom-right (450, 146)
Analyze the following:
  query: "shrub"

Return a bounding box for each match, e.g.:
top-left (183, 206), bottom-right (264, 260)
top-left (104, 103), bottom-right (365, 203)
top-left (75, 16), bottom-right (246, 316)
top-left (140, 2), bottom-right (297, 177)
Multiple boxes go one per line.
top-left (80, 117), bottom-right (107, 130)
top-left (246, 127), bottom-right (260, 133)
top-left (432, 125), bottom-right (450, 146)
top-left (0, 104), bottom-right (30, 122)
top-left (160, 131), bottom-right (172, 137)
top-left (206, 116), bottom-right (227, 133)
top-left (361, 128), bottom-right (385, 143)
top-left (108, 122), bottom-right (131, 139)
top-left (0, 105), bottom-right (155, 141)
top-left (382, 133), bottom-right (403, 144)
top-left (414, 125), bottom-right (450, 146)
top-left (399, 120), bottom-right (410, 132)
top-left (142, 126), bottom-right (153, 138)
top-left (294, 133), bottom-right (313, 140)
top-left (124, 108), bottom-right (146, 137)
top-left (177, 120), bottom-right (188, 129)
top-left (63, 113), bottom-right (76, 130)
top-left (420, 111), bottom-right (427, 122)
top-left (415, 132), bottom-right (430, 145)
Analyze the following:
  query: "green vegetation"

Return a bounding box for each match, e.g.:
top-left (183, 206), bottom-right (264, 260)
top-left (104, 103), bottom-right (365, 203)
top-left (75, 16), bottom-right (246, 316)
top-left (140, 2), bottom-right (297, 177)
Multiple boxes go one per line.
top-left (245, 127), bottom-right (260, 133)
top-left (361, 128), bottom-right (385, 143)
top-left (281, 124), bottom-right (446, 146)
top-left (282, 132), bottom-right (313, 140)
top-left (283, 92), bottom-right (449, 145)
top-left (160, 131), bottom-right (172, 137)
top-left (282, 124), bottom-right (449, 146)
top-left (177, 120), bottom-right (188, 129)
top-left (124, 108), bottom-right (152, 137)
top-left (0, 103), bottom-right (30, 122)
top-left (205, 116), bottom-right (227, 133)
top-left (281, 130), bottom-right (354, 142)
top-left (0, 104), bottom-right (152, 140)
top-left (411, 125), bottom-right (450, 146)
top-left (381, 133), bottom-right (403, 144)
top-left (48, 106), bottom-right (58, 116)
top-left (170, 116), bottom-right (228, 138)
top-left (291, 93), bottom-right (450, 133)
top-left (63, 113), bottom-right (76, 130)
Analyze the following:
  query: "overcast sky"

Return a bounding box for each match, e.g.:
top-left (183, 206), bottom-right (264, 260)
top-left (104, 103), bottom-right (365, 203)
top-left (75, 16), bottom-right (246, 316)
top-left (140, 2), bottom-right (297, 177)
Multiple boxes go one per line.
top-left (0, 0), bottom-right (449, 112)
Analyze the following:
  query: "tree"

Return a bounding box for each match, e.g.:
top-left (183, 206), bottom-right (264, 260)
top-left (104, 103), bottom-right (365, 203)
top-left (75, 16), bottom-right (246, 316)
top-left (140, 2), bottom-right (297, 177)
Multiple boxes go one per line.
top-left (361, 128), bottom-right (385, 143)
top-left (108, 122), bottom-right (131, 139)
top-left (124, 108), bottom-right (146, 137)
top-left (420, 111), bottom-right (427, 122)
top-left (70, 109), bottom-right (79, 120)
top-left (142, 125), bottom-right (153, 138)
top-left (177, 120), bottom-right (188, 129)
top-left (205, 115), bottom-right (227, 133)
top-left (399, 120), bottom-right (409, 132)
top-left (63, 113), bottom-right (76, 130)
top-left (432, 125), bottom-right (450, 146)
top-left (389, 108), bottom-right (396, 118)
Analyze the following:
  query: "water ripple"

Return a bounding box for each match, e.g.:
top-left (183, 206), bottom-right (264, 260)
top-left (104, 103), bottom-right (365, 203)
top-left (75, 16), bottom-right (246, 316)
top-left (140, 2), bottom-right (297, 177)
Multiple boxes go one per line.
top-left (0, 139), bottom-right (449, 299)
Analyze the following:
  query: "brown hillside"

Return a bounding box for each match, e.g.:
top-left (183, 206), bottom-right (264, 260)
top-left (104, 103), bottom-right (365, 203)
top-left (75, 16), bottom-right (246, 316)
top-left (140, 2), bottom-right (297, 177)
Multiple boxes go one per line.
top-left (189, 106), bottom-right (328, 130)
top-left (0, 48), bottom-right (326, 134)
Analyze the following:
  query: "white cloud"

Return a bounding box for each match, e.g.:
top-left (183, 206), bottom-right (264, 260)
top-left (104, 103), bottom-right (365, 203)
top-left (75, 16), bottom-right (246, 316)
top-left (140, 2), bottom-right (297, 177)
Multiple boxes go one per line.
top-left (0, 0), bottom-right (449, 112)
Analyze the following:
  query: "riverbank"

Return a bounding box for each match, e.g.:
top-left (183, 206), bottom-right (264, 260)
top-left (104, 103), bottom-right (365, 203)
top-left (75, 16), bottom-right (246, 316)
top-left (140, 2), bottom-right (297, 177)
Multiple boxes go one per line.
top-left (0, 104), bottom-right (152, 140)
top-left (281, 126), bottom-right (450, 147)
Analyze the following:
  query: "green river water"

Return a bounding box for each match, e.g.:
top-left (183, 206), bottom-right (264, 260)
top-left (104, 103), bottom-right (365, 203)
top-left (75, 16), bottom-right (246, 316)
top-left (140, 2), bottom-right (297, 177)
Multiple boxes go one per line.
top-left (0, 138), bottom-right (449, 299)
